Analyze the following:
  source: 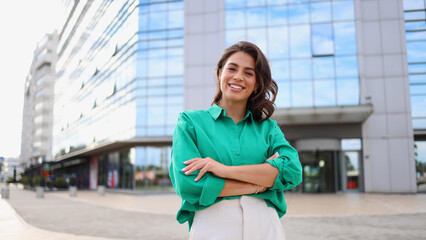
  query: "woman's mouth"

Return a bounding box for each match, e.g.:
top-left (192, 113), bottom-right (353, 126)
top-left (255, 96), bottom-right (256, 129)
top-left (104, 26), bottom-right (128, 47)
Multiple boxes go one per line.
top-left (229, 84), bottom-right (244, 90)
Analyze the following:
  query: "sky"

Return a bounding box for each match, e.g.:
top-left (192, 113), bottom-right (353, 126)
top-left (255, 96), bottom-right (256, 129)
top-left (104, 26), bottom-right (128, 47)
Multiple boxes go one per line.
top-left (0, 1), bottom-right (61, 158)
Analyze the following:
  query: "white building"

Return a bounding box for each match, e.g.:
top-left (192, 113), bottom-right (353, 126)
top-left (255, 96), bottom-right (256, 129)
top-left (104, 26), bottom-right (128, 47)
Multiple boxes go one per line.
top-left (20, 32), bottom-right (58, 168)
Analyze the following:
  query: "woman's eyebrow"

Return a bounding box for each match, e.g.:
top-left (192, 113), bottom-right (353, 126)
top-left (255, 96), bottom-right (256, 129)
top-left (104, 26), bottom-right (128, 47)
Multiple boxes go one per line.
top-left (228, 62), bottom-right (255, 71)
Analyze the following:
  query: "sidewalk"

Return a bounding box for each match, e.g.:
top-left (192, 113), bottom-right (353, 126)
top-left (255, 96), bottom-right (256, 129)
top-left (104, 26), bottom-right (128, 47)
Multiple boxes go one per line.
top-left (2, 183), bottom-right (426, 239)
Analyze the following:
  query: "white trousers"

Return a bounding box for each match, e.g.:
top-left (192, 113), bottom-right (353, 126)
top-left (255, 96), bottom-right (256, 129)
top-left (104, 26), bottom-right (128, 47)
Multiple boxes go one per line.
top-left (189, 196), bottom-right (286, 240)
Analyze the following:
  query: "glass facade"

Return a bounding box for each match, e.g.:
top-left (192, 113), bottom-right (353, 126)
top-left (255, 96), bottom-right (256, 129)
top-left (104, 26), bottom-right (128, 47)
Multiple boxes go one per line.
top-left (52, 0), bottom-right (183, 189)
top-left (225, 0), bottom-right (359, 108)
top-left (53, 0), bottom-right (183, 157)
top-left (403, 0), bottom-right (426, 130)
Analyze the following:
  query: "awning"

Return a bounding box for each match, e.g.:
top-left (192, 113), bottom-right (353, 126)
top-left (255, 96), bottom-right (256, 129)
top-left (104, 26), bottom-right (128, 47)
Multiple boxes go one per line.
top-left (54, 137), bottom-right (172, 162)
top-left (271, 104), bottom-right (374, 125)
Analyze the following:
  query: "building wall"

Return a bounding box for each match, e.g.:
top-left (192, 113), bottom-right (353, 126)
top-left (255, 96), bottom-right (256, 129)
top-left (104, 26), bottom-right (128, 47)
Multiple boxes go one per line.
top-left (355, 0), bottom-right (416, 192)
top-left (184, 0), bottom-right (225, 110)
top-left (20, 32), bottom-right (58, 167)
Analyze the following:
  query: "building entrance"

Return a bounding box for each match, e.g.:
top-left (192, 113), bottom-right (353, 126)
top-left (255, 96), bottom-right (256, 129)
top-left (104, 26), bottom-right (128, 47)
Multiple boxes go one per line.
top-left (299, 150), bottom-right (337, 193)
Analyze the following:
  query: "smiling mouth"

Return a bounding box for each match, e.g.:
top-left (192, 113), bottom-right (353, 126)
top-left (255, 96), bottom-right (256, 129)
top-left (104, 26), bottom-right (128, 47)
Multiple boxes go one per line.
top-left (229, 84), bottom-right (244, 90)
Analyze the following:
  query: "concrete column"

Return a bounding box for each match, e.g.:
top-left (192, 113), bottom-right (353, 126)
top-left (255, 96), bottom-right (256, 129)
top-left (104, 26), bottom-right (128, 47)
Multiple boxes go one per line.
top-left (355, 0), bottom-right (416, 193)
top-left (184, 0), bottom-right (225, 110)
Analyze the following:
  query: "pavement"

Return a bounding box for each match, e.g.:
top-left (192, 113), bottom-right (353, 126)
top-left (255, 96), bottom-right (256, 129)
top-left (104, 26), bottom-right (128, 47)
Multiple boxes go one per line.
top-left (1, 183), bottom-right (426, 240)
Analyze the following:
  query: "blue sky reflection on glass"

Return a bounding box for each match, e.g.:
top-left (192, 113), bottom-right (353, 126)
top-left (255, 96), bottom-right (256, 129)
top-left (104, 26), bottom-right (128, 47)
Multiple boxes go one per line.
top-left (334, 22), bottom-right (357, 55)
top-left (292, 81), bottom-right (313, 107)
top-left (311, 2), bottom-right (332, 23)
top-left (268, 6), bottom-right (287, 26)
top-left (226, 9), bottom-right (245, 29)
top-left (268, 27), bottom-right (289, 59)
top-left (313, 57), bottom-right (335, 79)
top-left (314, 80), bottom-right (336, 106)
top-left (312, 23), bottom-right (334, 56)
top-left (288, 4), bottom-right (310, 24)
top-left (247, 8), bottom-right (267, 27)
top-left (403, 0), bottom-right (426, 11)
top-left (276, 81), bottom-right (291, 108)
top-left (407, 42), bottom-right (426, 62)
top-left (333, 0), bottom-right (354, 21)
top-left (271, 60), bottom-right (290, 81)
top-left (290, 25), bottom-right (311, 58)
top-left (337, 79), bottom-right (359, 105)
top-left (291, 59), bottom-right (312, 79)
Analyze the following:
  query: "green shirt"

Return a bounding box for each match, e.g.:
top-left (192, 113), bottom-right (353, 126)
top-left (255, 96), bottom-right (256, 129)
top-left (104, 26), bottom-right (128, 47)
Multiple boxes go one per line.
top-left (169, 104), bottom-right (302, 229)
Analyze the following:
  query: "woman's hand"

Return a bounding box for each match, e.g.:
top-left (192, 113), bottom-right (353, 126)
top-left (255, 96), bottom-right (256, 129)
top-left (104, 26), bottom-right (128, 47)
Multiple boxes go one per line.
top-left (266, 152), bottom-right (280, 162)
top-left (182, 157), bottom-right (228, 181)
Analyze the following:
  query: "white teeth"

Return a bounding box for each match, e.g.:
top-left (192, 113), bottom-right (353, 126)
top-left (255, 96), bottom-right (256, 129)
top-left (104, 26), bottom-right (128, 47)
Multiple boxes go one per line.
top-left (230, 84), bottom-right (242, 90)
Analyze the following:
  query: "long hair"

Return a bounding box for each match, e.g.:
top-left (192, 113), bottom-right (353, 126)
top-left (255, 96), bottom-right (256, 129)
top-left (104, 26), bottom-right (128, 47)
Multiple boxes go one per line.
top-left (212, 41), bottom-right (278, 121)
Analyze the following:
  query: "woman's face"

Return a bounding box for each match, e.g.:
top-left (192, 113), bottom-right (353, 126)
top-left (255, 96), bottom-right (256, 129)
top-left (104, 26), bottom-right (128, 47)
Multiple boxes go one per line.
top-left (219, 51), bottom-right (258, 106)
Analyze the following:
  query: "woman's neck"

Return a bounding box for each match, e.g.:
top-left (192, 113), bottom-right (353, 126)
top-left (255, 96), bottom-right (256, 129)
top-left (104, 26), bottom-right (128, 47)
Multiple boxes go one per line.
top-left (218, 101), bottom-right (247, 124)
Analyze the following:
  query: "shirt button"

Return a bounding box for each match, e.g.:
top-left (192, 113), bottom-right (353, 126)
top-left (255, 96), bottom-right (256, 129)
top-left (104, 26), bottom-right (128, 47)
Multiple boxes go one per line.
top-left (236, 152), bottom-right (240, 156)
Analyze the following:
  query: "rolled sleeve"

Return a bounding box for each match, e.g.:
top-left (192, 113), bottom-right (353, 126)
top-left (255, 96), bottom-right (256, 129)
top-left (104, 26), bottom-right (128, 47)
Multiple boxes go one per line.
top-left (266, 123), bottom-right (302, 191)
top-left (170, 113), bottom-right (225, 206)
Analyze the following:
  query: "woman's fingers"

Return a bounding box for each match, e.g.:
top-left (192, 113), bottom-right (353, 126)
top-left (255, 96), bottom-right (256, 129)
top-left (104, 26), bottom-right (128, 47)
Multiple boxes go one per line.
top-left (266, 152), bottom-right (280, 161)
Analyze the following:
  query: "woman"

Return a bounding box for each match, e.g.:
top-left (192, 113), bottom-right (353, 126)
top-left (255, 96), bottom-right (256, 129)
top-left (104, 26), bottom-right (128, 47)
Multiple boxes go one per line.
top-left (169, 41), bottom-right (302, 239)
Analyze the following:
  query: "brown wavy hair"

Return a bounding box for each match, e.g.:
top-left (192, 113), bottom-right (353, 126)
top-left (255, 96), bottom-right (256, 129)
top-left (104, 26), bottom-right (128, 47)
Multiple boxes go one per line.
top-left (212, 41), bottom-right (278, 121)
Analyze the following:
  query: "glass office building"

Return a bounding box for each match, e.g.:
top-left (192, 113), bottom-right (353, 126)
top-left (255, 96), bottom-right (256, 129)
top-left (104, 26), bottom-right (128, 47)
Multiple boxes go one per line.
top-left (51, 0), bottom-right (183, 189)
top-left (403, 0), bottom-right (426, 191)
top-left (41, 0), bottom-right (418, 193)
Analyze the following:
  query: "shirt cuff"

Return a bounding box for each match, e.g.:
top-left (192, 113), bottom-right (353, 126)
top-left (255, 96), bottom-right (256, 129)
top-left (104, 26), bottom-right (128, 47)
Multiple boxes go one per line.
top-left (199, 175), bottom-right (225, 206)
top-left (266, 158), bottom-right (287, 191)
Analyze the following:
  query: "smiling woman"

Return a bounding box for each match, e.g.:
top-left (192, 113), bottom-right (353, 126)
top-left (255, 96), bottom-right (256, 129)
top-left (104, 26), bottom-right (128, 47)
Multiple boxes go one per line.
top-left (169, 41), bottom-right (302, 239)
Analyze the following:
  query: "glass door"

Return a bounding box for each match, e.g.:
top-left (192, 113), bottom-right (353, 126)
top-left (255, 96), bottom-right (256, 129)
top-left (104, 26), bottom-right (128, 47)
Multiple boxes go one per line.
top-left (343, 151), bottom-right (360, 191)
top-left (300, 151), bottom-right (336, 193)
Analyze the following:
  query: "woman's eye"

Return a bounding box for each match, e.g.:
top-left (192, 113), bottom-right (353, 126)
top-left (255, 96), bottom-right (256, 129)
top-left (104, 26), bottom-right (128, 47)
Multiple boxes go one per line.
top-left (246, 72), bottom-right (253, 76)
top-left (228, 67), bottom-right (236, 71)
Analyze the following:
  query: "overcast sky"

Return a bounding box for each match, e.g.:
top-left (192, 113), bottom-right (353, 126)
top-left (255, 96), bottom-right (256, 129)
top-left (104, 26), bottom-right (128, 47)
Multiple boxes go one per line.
top-left (0, 1), bottom-right (61, 158)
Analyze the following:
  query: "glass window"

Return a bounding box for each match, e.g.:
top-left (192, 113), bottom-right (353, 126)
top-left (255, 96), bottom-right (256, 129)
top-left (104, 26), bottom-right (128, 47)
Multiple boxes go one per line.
top-left (268, 6), bottom-right (287, 26)
top-left (413, 118), bottom-right (426, 129)
top-left (403, 0), bottom-right (426, 11)
top-left (311, 2), bottom-right (332, 23)
top-left (333, 0), bottom-right (355, 21)
top-left (291, 59), bottom-right (312, 80)
top-left (335, 56), bottom-right (358, 78)
top-left (334, 22), bottom-right (357, 55)
top-left (166, 105), bottom-right (182, 125)
top-left (407, 42), bottom-right (426, 62)
top-left (247, 0), bottom-right (266, 7)
top-left (226, 9), bottom-right (245, 29)
top-left (247, 28), bottom-right (267, 53)
top-left (139, 13), bottom-right (148, 30)
top-left (405, 21), bottom-right (426, 31)
top-left (290, 25), bottom-right (311, 58)
top-left (411, 95), bottom-right (426, 117)
top-left (149, 12), bottom-right (167, 30)
top-left (314, 79), bottom-right (336, 106)
top-left (410, 74), bottom-right (426, 84)
top-left (168, 10), bottom-right (183, 29)
top-left (291, 80), bottom-right (313, 107)
top-left (226, 29), bottom-right (245, 46)
top-left (168, 77), bottom-right (183, 85)
top-left (288, 4), bottom-right (310, 24)
top-left (312, 23), bottom-right (334, 56)
top-left (148, 58), bottom-right (166, 77)
top-left (409, 63), bottom-right (426, 74)
top-left (313, 57), bottom-right (335, 79)
top-left (168, 1), bottom-right (184, 10)
top-left (341, 139), bottom-right (362, 151)
top-left (410, 84), bottom-right (426, 95)
top-left (276, 81), bottom-right (290, 108)
top-left (406, 31), bottom-right (426, 41)
top-left (167, 56), bottom-right (183, 76)
top-left (268, 26), bottom-right (289, 59)
top-left (404, 11), bottom-right (426, 21)
top-left (225, 0), bottom-right (245, 9)
top-left (149, 3), bottom-right (167, 12)
top-left (247, 8), bottom-right (267, 27)
top-left (337, 78), bottom-right (359, 105)
top-left (271, 60), bottom-right (290, 81)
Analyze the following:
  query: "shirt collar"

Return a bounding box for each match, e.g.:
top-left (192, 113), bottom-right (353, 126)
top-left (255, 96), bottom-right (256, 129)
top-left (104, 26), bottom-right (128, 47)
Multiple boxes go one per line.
top-left (208, 104), bottom-right (253, 121)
